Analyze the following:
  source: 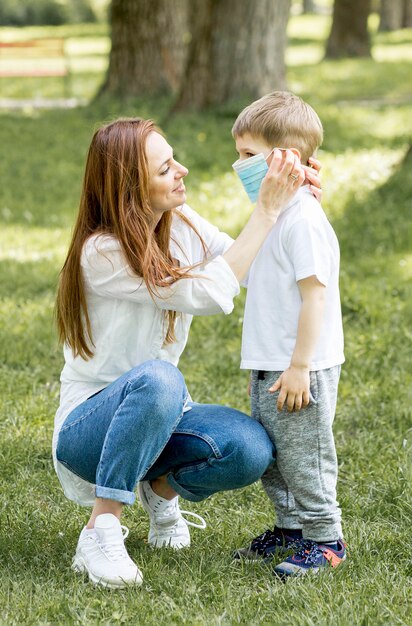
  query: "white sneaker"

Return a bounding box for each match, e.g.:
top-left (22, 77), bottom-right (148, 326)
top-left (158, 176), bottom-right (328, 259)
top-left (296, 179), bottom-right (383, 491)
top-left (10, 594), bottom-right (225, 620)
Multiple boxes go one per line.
top-left (138, 481), bottom-right (206, 549)
top-left (72, 513), bottom-right (143, 588)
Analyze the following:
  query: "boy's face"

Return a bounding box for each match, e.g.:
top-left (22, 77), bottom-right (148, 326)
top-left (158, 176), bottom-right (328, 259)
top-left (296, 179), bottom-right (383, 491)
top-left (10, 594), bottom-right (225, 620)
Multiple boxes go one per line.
top-left (235, 133), bottom-right (273, 161)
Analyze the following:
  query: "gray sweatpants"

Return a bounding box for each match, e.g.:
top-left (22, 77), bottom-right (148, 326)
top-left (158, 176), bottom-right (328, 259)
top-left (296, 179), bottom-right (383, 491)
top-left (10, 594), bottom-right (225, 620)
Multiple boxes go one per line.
top-left (250, 366), bottom-right (342, 542)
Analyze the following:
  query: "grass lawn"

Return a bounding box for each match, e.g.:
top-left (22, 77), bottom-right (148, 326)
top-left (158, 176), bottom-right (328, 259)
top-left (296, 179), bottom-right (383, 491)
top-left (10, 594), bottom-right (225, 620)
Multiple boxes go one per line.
top-left (0, 14), bottom-right (411, 626)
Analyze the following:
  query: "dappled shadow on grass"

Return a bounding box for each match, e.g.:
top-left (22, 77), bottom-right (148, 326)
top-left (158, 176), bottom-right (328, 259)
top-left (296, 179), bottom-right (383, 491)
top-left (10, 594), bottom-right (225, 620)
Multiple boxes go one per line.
top-left (320, 104), bottom-right (411, 153)
top-left (375, 29), bottom-right (412, 46)
top-left (291, 59), bottom-right (412, 106)
top-left (1, 70), bottom-right (411, 228)
top-left (333, 151), bottom-right (411, 504)
top-left (0, 273), bottom-right (60, 371)
top-left (0, 258), bottom-right (62, 378)
top-left (336, 149), bottom-right (412, 259)
top-left (0, 258), bottom-right (57, 300)
top-left (288, 36), bottom-right (325, 47)
top-left (0, 95), bottom-right (238, 229)
top-left (0, 97), bottom-right (175, 228)
top-left (335, 147), bottom-right (412, 349)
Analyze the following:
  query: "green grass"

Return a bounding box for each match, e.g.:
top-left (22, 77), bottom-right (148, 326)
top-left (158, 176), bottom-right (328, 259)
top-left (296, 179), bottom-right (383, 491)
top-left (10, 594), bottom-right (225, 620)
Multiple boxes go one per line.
top-left (0, 15), bottom-right (411, 626)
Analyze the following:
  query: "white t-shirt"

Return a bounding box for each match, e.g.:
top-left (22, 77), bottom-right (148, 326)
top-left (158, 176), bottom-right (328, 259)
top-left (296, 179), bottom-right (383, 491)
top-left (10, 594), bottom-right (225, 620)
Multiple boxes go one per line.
top-left (53, 204), bottom-right (237, 506)
top-left (241, 186), bottom-right (344, 371)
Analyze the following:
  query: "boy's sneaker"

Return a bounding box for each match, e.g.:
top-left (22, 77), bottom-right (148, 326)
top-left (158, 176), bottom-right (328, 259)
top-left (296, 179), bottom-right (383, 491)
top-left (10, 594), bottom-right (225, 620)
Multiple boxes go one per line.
top-left (72, 513), bottom-right (143, 589)
top-left (138, 480), bottom-right (206, 549)
top-left (273, 539), bottom-right (346, 578)
top-left (233, 529), bottom-right (302, 563)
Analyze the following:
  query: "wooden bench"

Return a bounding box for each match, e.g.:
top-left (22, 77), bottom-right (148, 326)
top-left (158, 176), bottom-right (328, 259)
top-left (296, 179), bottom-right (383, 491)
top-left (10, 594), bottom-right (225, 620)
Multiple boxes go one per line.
top-left (0, 38), bottom-right (70, 96)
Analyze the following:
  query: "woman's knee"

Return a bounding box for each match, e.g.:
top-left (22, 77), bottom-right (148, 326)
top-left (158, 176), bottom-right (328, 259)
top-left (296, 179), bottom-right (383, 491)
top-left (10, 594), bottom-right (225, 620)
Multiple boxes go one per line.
top-left (127, 360), bottom-right (185, 391)
top-left (228, 423), bottom-right (276, 487)
top-left (127, 360), bottom-right (187, 412)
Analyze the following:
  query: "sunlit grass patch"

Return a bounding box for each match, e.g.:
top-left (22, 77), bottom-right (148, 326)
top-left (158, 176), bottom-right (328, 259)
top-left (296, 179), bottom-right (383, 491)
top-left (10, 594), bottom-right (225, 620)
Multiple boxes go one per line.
top-left (290, 59), bottom-right (412, 106)
top-left (374, 41), bottom-right (412, 62)
top-left (321, 147), bottom-right (403, 218)
top-left (0, 225), bottom-right (68, 260)
top-left (287, 13), bottom-right (332, 44)
top-left (398, 253), bottom-right (412, 281)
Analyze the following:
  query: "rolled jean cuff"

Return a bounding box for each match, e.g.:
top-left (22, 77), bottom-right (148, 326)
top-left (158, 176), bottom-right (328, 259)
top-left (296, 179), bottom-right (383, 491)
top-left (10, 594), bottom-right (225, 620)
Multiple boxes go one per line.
top-left (167, 472), bottom-right (206, 503)
top-left (95, 485), bottom-right (136, 505)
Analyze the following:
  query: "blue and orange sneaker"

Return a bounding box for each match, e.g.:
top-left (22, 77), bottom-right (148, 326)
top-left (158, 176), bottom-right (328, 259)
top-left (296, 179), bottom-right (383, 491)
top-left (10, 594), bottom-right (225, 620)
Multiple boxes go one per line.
top-left (273, 539), bottom-right (346, 578)
top-left (233, 528), bottom-right (303, 563)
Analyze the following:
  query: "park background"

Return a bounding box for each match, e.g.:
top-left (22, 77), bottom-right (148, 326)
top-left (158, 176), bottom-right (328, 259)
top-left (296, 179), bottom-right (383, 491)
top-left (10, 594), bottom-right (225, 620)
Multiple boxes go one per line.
top-left (0, 0), bottom-right (411, 624)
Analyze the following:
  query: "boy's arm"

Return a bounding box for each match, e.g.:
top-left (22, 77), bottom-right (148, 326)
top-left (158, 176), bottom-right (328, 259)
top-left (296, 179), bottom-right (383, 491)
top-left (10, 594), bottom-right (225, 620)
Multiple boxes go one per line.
top-left (269, 275), bottom-right (325, 412)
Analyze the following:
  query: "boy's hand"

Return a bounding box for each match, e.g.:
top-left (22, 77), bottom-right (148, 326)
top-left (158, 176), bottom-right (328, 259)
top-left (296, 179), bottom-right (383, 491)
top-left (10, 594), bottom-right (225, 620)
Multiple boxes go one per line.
top-left (303, 157), bottom-right (322, 202)
top-left (247, 372), bottom-right (251, 397)
top-left (269, 366), bottom-right (310, 412)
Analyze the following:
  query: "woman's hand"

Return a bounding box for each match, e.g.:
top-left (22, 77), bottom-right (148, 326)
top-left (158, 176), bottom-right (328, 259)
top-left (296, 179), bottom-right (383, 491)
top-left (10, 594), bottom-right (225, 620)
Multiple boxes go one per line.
top-left (223, 150), bottom-right (303, 281)
top-left (256, 149), bottom-right (304, 222)
top-left (303, 156), bottom-right (322, 202)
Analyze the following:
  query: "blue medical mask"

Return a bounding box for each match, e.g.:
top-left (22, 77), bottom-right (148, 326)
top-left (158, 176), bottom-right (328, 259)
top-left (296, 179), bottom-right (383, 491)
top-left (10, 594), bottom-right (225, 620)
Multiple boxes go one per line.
top-left (232, 153), bottom-right (269, 203)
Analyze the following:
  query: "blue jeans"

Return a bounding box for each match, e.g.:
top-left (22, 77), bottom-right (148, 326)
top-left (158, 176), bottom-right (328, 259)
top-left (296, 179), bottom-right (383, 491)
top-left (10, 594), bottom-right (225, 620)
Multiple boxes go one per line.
top-left (56, 360), bottom-right (276, 505)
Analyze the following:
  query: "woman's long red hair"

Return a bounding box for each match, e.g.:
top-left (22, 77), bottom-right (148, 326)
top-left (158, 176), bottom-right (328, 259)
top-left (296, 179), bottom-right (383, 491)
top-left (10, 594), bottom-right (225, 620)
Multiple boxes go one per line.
top-left (55, 118), bottom-right (208, 360)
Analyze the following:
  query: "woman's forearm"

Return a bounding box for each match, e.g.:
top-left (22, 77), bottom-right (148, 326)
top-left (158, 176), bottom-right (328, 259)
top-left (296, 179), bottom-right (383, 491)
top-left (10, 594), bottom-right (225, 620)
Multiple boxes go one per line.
top-left (222, 209), bottom-right (275, 282)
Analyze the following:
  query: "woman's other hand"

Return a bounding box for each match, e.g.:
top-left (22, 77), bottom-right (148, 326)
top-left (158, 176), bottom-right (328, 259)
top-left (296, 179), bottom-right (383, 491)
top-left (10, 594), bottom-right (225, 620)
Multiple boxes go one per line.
top-left (303, 157), bottom-right (322, 202)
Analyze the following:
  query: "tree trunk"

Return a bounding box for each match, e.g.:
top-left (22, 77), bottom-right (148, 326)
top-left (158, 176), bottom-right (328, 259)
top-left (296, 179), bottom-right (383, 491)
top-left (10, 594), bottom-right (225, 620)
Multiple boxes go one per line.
top-left (171, 0), bottom-right (215, 110)
top-left (325, 0), bottom-right (372, 58)
top-left (174, 0), bottom-right (291, 111)
top-left (302, 0), bottom-right (317, 13)
top-left (379, 0), bottom-right (404, 31)
top-left (101, 0), bottom-right (189, 97)
top-left (403, 0), bottom-right (412, 27)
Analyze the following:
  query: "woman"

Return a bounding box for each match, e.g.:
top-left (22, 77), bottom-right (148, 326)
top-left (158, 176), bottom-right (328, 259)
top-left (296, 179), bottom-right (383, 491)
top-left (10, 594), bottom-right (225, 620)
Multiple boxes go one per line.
top-left (54, 117), bottom-right (312, 589)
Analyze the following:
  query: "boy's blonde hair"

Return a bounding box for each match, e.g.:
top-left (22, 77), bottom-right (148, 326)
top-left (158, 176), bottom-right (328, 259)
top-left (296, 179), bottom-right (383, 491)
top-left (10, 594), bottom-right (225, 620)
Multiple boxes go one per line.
top-left (232, 91), bottom-right (323, 164)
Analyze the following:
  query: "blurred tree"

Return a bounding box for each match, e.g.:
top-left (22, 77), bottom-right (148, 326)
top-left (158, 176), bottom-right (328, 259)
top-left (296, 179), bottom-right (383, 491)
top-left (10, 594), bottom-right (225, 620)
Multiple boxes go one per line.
top-left (403, 0), bottom-right (412, 27)
top-left (325, 0), bottom-right (372, 58)
top-left (379, 0), bottom-right (404, 31)
top-left (100, 0), bottom-right (189, 97)
top-left (0, 0), bottom-right (96, 26)
top-left (174, 0), bottom-right (291, 111)
top-left (302, 0), bottom-right (317, 13)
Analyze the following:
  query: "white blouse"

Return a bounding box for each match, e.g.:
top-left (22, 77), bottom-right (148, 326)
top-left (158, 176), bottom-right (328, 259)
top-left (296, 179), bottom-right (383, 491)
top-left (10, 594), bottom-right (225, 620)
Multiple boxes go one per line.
top-left (52, 204), bottom-right (238, 506)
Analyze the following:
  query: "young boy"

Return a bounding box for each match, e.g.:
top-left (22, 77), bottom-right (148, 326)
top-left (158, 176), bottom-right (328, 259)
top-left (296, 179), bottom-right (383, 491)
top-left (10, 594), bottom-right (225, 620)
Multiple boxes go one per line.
top-left (232, 91), bottom-right (346, 577)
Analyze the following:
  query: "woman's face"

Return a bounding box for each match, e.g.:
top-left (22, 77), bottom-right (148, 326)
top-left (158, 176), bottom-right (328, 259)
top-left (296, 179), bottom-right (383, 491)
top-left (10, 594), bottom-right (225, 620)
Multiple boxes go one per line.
top-left (146, 132), bottom-right (188, 219)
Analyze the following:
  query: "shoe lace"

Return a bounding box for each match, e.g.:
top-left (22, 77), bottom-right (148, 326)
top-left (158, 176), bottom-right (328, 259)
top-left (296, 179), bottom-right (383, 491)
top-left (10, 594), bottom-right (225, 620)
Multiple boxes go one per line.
top-left (99, 525), bottom-right (130, 562)
top-left (180, 510), bottom-right (207, 529)
top-left (142, 482), bottom-right (206, 530)
top-left (294, 540), bottom-right (322, 565)
top-left (250, 529), bottom-right (279, 552)
top-left (160, 501), bottom-right (179, 518)
top-left (154, 500), bottom-right (207, 530)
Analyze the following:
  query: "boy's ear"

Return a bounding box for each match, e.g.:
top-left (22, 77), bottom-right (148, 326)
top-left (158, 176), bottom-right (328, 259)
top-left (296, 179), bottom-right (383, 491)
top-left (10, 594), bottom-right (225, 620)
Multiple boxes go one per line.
top-left (290, 147), bottom-right (301, 160)
top-left (267, 147), bottom-right (301, 166)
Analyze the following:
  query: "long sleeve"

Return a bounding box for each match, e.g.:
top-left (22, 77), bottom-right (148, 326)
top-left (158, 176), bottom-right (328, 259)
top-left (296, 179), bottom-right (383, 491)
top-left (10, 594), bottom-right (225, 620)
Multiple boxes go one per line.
top-left (82, 234), bottom-right (240, 316)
